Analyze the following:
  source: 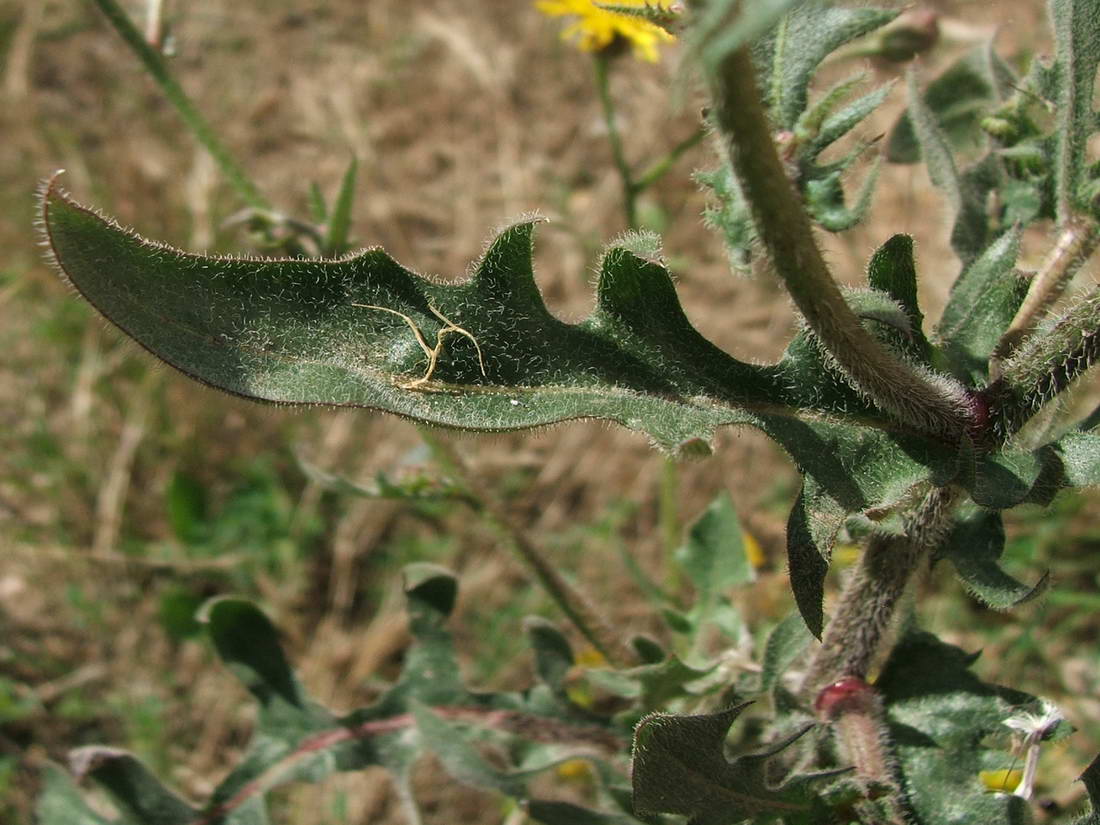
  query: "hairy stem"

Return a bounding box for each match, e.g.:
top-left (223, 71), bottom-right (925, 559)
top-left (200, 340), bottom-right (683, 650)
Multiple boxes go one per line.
top-left (594, 53), bottom-right (638, 229)
top-left (993, 220), bottom-right (1100, 370)
top-left (418, 428), bottom-right (636, 667)
top-left (89, 0), bottom-right (270, 211)
top-left (802, 485), bottom-right (960, 696)
top-left (987, 289), bottom-right (1100, 439)
top-left (707, 46), bottom-right (971, 439)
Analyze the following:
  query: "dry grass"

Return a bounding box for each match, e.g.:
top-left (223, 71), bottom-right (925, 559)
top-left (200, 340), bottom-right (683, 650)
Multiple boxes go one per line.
top-left (1, 0), bottom-right (1097, 822)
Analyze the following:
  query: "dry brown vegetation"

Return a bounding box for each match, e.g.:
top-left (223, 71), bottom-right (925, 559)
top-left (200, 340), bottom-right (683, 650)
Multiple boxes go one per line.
top-left (1, 0), bottom-right (1098, 822)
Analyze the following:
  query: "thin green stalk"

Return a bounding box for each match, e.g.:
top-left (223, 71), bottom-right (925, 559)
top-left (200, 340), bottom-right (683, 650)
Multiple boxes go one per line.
top-left (594, 53), bottom-right (638, 229)
top-left (659, 457), bottom-right (682, 589)
top-left (706, 46), bottom-right (972, 440)
top-left (635, 126), bottom-right (707, 191)
top-left (417, 427), bottom-right (636, 667)
top-left (88, 0), bottom-right (270, 211)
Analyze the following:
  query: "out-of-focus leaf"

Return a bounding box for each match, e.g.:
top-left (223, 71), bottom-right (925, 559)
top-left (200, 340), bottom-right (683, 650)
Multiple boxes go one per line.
top-left (760, 612), bottom-right (814, 694)
top-left (323, 155), bottom-right (357, 257)
top-left (904, 69), bottom-right (1004, 263)
top-left (888, 44), bottom-right (1014, 164)
top-left (676, 492), bottom-right (754, 613)
top-left (1049, 0), bottom-right (1100, 223)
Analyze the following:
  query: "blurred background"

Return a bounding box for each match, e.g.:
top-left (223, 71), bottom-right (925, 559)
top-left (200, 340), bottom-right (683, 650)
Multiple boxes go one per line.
top-left (2, 0), bottom-right (1098, 822)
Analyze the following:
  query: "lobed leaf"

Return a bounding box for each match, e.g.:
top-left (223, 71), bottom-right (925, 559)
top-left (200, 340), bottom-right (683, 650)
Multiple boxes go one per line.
top-left (41, 178), bottom-right (868, 456)
top-left (632, 703), bottom-right (818, 824)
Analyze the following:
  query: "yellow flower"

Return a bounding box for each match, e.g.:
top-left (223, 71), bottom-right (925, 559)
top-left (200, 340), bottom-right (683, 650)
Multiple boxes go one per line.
top-left (536, 0), bottom-right (676, 62)
top-left (979, 769), bottom-right (1023, 793)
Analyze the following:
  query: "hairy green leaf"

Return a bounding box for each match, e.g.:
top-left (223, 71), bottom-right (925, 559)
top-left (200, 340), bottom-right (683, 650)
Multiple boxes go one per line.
top-left (1026, 431), bottom-right (1100, 504)
top-left (877, 631), bottom-right (1042, 825)
top-left (43, 179), bottom-right (883, 456)
top-left (752, 2), bottom-right (898, 130)
top-left (938, 505), bottom-right (1048, 609)
top-left (866, 234), bottom-right (932, 364)
top-left (632, 703), bottom-right (818, 824)
top-left (785, 479), bottom-right (839, 638)
top-left (936, 227), bottom-right (1026, 385)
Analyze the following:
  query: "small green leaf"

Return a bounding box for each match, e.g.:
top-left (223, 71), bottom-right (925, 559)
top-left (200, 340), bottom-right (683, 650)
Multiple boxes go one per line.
top-left (36, 762), bottom-right (118, 825)
top-left (324, 155), bottom-right (357, 257)
top-left (888, 44), bottom-right (1014, 164)
top-left (967, 448), bottom-right (1044, 510)
top-left (402, 562), bottom-right (458, 621)
top-left (752, 2), bottom-right (898, 130)
top-left (866, 234), bottom-right (932, 364)
top-left (1050, 430), bottom-right (1100, 487)
top-left (632, 703), bottom-right (817, 824)
top-left (165, 470), bottom-right (207, 543)
top-left (785, 480), bottom-right (838, 638)
top-left (936, 227), bottom-right (1026, 384)
top-left (807, 80), bottom-right (894, 157)
top-left (1027, 431), bottom-right (1100, 504)
top-left (68, 748), bottom-right (198, 825)
top-left (939, 506), bottom-right (1048, 609)
top-left (760, 612), bottom-right (814, 694)
top-left (526, 617), bottom-right (575, 693)
top-left (200, 597), bottom-right (306, 710)
top-left (676, 492), bottom-right (754, 609)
